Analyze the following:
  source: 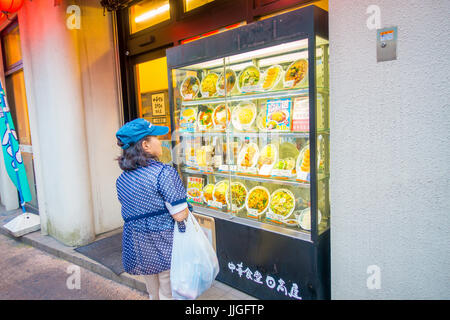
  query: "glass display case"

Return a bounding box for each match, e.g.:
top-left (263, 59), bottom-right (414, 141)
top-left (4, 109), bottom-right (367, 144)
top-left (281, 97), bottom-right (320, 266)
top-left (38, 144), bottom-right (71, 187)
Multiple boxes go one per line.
top-left (167, 5), bottom-right (329, 300)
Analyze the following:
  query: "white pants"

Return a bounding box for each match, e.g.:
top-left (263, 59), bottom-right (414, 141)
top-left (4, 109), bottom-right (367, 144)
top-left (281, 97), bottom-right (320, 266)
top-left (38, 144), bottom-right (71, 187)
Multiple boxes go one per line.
top-left (141, 270), bottom-right (173, 300)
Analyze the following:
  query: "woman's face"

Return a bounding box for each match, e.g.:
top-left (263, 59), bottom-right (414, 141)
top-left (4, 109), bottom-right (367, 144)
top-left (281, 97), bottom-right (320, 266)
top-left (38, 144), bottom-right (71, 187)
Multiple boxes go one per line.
top-left (142, 136), bottom-right (162, 158)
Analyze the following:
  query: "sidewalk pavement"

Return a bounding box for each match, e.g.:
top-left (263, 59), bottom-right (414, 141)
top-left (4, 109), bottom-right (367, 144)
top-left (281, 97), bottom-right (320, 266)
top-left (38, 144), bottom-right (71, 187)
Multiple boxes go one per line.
top-left (0, 207), bottom-right (257, 300)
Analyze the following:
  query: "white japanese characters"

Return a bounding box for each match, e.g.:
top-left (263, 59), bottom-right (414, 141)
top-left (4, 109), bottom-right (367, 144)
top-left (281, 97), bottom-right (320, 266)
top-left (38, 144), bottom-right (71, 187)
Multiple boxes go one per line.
top-left (227, 261), bottom-right (302, 300)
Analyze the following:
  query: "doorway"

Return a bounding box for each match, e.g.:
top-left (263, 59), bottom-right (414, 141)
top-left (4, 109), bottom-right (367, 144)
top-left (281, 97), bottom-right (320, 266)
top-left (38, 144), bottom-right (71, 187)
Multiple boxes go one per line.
top-left (134, 53), bottom-right (173, 163)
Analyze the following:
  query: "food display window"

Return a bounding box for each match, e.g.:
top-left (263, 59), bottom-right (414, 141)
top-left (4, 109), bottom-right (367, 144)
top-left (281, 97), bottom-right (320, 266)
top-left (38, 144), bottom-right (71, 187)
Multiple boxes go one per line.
top-left (167, 6), bottom-right (330, 300)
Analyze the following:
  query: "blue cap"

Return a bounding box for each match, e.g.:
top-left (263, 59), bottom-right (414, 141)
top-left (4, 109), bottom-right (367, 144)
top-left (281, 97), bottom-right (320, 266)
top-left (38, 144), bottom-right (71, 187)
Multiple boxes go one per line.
top-left (116, 118), bottom-right (169, 149)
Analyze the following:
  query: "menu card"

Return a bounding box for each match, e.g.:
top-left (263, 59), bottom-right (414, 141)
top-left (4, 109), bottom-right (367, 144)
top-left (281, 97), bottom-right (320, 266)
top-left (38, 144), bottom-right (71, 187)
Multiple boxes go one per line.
top-left (292, 97), bottom-right (309, 132)
top-left (187, 177), bottom-right (204, 204)
top-left (266, 98), bottom-right (291, 131)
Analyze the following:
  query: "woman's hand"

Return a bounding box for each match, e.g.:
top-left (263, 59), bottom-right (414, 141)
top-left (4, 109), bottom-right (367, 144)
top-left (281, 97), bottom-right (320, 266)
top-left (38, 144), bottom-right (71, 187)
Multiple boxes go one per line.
top-left (172, 207), bottom-right (189, 222)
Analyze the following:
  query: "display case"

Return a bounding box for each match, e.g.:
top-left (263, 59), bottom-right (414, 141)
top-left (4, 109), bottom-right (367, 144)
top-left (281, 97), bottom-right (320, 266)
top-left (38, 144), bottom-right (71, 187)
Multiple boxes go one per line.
top-left (167, 5), bottom-right (329, 300)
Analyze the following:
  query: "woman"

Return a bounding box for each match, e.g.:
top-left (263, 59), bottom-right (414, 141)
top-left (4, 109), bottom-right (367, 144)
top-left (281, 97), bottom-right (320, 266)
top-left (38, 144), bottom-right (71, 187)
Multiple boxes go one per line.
top-left (115, 118), bottom-right (189, 300)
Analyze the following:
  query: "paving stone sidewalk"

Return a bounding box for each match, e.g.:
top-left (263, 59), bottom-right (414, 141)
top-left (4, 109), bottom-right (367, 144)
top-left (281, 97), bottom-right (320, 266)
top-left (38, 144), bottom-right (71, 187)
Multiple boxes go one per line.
top-left (0, 206), bottom-right (256, 300)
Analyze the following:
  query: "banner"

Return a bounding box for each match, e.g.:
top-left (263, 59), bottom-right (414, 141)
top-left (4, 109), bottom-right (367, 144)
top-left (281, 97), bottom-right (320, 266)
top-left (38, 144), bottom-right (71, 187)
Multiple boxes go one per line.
top-left (0, 80), bottom-right (32, 204)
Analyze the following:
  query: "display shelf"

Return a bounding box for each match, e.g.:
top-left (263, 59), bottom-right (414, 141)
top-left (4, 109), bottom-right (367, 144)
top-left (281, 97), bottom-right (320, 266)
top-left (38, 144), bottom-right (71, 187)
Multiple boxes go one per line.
top-left (181, 88), bottom-right (309, 106)
top-left (191, 204), bottom-right (312, 242)
top-left (174, 131), bottom-right (313, 138)
top-left (181, 167), bottom-right (320, 187)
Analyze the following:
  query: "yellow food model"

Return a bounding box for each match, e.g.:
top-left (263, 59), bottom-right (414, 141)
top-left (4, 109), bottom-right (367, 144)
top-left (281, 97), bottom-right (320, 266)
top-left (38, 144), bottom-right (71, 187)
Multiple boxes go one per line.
top-left (200, 73), bottom-right (219, 97)
top-left (213, 104), bottom-right (231, 130)
top-left (241, 145), bottom-right (257, 167)
top-left (284, 59), bottom-right (308, 87)
top-left (300, 147), bottom-right (310, 172)
top-left (213, 181), bottom-right (229, 206)
top-left (238, 107), bottom-right (254, 125)
top-left (196, 146), bottom-right (213, 167)
top-left (262, 65), bottom-right (281, 90)
top-left (203, 184), bottom-right (215, 202)
top-left (257, 144), bottom-right (276, 168)
top-left (246, 187), bottom-right (270, 214)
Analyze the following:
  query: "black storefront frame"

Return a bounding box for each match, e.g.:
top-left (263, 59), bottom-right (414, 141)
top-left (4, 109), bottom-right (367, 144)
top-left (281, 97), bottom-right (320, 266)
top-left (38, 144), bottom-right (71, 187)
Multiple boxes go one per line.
top-left (166, 6), bottom-right (329, 300)
top-left (115, 0), bottom-right (316, 122)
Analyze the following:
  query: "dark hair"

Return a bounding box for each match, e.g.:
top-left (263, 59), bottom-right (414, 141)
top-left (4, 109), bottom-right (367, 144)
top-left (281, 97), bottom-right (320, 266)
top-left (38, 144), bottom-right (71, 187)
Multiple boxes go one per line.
top-left (116, 135), bottom-right (158, 171)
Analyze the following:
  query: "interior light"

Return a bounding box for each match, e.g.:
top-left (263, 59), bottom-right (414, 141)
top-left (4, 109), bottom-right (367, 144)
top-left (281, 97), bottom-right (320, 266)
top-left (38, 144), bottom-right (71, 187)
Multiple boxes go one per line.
top-left (135, 3), bottom-right (170, 23)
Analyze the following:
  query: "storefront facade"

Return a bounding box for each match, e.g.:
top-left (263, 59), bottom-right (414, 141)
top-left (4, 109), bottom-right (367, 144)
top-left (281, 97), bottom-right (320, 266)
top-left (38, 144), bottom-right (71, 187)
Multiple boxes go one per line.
top-left (0, 0), bottom-right (448, 300)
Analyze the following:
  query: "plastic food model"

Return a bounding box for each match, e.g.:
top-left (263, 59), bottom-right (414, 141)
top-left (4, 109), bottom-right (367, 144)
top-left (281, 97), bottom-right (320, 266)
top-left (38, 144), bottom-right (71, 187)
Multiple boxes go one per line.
top-left (261, 65), bottom-right (282, 91)
top-left (197, 106), bottom-right (213, 131)
top-left (200, 73), bottom-right (219, 97)
top-left (231, 182), bottom-right (247, 210)
top-left (284, 59), bottom-right (308, 87)
top-left (257, 144), bottom-right (277, 169)
top-left (256, 110), bottom-right (267, 131)
top-left (300, 147), bottom-right (310, 172)
top-left (181, 76), bottom-right (200, 99)
top-left (202, 184), bottom-right (215, 202)
top-left (298, 208), bottom-right (322, 231)
top-left (232, 102), bottom-right (256, 130)
top-left (246, 187), bottom-right (270, 214)
top-left (212, 104), bottom-right (231, 130)
top-left (217, 69), bottom-right (236, 95)
top-left (213, 181), bottom-right (229, 206)
top-left (270, 189), bottom-right (295, 218)
top-left (196, 145), bottom-right (213, 167)
top-left (239, 143), bottom-right (259, 168)
top-left (274, 157), bottom-right (296, 170)
top-left (238, 66), bottom-right (260, 91)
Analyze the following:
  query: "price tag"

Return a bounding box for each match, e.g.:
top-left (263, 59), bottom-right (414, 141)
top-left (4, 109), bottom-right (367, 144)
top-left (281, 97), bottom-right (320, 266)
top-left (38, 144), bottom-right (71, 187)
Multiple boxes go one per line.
top-left (284, 80), bottom-right (294, 88)
top-left (272, 169), bottom-right (294, 178)
top-left (218, 164), bottom-right (229, 172)
top-left (202, 92), bottom-right (209, 98)
top-left (258, 164), bottom-right (273, 176)
top-left (184, 94), bottom-right (193, 100)
top-left (208, 200), bottom-right (223, 209)
top-left (247, 208), bottom-right (260, 218)
top-left (296, 171), bottom-right (310, 183)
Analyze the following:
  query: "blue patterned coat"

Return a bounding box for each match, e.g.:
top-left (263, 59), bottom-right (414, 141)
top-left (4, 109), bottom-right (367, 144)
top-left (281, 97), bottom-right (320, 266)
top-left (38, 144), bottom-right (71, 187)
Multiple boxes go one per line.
top-left (116, 159), bottom-right (187, 275)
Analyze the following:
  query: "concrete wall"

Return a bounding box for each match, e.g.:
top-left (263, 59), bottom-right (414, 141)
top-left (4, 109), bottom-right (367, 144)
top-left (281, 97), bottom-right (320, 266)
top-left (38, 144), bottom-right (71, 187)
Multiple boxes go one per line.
top-left (17, 1), bottom-right (123, 245)
top-left (329, 0), bottom-right (450, 299)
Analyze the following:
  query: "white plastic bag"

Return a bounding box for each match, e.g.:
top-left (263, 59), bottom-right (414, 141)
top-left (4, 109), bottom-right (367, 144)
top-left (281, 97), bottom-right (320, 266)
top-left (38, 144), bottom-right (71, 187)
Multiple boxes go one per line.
top-left (170, 213), bottom-right (220, 300)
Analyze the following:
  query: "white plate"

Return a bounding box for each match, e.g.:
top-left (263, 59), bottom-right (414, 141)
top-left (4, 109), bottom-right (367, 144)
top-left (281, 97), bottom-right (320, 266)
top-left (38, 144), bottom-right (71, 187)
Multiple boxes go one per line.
top-left (297, 208), bottom-right (322, 231)
top-left (231, 102), bottom-right (257, 131)
top-left (212, 104), bottom-right (231, 131)
top-left (197, 106), bottom-right (214, 131)
top-left (260, 65), bottom-right (283, 91)
top-left (283, 59), bottom-right (308, 89)
top-left (230, 182), bottom-right (248, 211)
top-left (245, 186), bottom-right (271, 216)
top-left (237, 65), bottom-right (261, 93)
top-left (180, 75), bottom-right (200, 100)
top-left (237, 142), bottom-right (259, 169)
top-left (269, 188), bottom-right (296, 220)
top-left (216, 69), bottom-right (237, 96)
